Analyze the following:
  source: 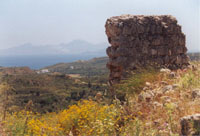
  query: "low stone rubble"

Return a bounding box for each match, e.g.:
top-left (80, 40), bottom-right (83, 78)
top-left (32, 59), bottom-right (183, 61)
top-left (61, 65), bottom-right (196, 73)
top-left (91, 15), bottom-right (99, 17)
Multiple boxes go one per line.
top-left (180, 114), bottom-right (200, 136)
top-left (191, 89), bottom-right (200, 100)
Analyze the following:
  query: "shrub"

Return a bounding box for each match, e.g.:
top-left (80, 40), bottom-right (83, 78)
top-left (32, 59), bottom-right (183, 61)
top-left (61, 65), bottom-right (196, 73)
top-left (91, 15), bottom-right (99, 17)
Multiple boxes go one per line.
top-left (176, 68), bottom-right (200, 90)
top-left (114, 67), bottom-right (160, 97)
top-left (4, 100), bottom-right (124, 136)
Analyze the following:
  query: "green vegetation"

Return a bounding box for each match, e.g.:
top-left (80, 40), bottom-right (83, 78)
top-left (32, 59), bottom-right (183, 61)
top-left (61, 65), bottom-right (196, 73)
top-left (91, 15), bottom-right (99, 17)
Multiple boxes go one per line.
top-left (44, 53), bottom-right (200, 77)
top-left (115, 67), bottom-right (160, 94)
top-left (0, 57), bottom-right (200, 135)
top-left (45, 57), bottom-right (109, 77)
top-left (0, 72), bottom-right (108, 113)
top-left (0, 57), bottom-right (110, 114)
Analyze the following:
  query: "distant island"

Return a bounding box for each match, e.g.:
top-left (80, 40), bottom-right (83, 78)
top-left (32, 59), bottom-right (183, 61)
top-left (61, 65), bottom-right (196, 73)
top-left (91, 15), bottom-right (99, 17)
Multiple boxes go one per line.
top-left (0, 40), bottom-right (108, 69)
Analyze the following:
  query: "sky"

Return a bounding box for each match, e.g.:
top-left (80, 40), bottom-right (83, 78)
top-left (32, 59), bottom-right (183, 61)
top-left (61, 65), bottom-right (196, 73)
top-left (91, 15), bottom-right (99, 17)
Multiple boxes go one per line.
top-left (0, 0), bottom-right (199, 52)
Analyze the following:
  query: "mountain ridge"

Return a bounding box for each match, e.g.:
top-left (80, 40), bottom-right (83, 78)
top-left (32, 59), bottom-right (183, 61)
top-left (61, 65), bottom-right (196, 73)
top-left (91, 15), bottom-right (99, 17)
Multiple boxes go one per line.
top-left (0, 40), bottom-right (108, 56)
top-left (0, 40), bottom-right (109, 69)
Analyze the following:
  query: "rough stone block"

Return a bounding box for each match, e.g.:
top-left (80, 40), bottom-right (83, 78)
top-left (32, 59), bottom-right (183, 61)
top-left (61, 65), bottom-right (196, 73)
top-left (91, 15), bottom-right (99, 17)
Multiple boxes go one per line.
top-left (180, 114), bottom-right (200, 136)
top-left (105, 15), bottom-right (189, 85)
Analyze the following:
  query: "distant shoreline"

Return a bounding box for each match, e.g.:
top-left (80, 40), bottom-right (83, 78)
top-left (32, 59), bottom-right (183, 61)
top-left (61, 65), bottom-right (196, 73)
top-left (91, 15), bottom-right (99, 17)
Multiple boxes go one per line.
top-left (0, 54), bottom-right (107, 69)
top-left (0, 52), bottom-right (199, 70)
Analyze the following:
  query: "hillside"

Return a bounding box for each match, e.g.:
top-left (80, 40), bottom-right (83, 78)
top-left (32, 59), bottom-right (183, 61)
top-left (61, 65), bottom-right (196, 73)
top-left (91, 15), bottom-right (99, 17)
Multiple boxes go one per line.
top-left (0, 67), bottom-right (35, 75)
top-left (0, 61), bottom-right (199, 135)
top-left (42, 53), bottom-right (200, 76)
top-left (0, 57), bottom-right (110, 113)
top-left (0, 53), bottom-right (199, 114)
top-left (0, 69), bottom-right (108, 113)
top-left (44, 57), bottom-right (109, 77)
top-left (0, 55), bottom-right (199, 135)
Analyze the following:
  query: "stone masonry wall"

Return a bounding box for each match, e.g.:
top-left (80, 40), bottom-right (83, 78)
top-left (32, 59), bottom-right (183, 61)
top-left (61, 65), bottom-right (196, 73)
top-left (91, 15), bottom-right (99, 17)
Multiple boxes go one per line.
top-left (105, 15), bottom-right (189, 85)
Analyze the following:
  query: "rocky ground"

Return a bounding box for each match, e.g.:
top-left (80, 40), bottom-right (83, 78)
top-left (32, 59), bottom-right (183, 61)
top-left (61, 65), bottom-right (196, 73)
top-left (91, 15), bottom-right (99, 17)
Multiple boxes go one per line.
top-left (0, 61), bottom-right (199, 135)
top-left (121, 62), bottom-right (200, 135)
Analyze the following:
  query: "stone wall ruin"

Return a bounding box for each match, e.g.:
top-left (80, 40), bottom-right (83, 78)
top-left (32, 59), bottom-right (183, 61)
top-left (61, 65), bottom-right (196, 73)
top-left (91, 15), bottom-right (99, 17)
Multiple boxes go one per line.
top-left (105, 15), bottom-right (189, 85)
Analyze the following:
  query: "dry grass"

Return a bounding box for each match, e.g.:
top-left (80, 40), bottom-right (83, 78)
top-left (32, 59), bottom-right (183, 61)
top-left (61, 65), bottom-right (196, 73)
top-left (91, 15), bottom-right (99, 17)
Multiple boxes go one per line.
top-left (121, 62), bottom-right (200, 135)
top-left (0, 62), bottom-right (200, 136)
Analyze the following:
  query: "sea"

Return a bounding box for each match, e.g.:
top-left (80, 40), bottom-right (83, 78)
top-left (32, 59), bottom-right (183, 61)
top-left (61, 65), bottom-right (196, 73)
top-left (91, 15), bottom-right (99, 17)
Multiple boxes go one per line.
top-left (0, 54), bottom-right (103, 69)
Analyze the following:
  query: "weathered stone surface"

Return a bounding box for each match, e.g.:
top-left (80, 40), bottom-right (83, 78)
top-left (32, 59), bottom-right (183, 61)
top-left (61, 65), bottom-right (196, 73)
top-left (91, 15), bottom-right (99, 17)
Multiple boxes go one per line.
top-left (138, 91), bottom-right (154, 102)
top-left (161, 85), bottom-right (173, 93)
top-left (105, 15), bottom-right (189, 85)
top-left (191, 89), bottom-right (200, 100)
top-left (180, 114), bottom-right (200, 136)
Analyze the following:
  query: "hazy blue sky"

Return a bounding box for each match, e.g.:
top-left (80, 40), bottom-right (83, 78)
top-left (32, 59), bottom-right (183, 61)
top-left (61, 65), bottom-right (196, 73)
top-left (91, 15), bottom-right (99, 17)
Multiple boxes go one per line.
top-left (0, 0), bottom-right (199, 52)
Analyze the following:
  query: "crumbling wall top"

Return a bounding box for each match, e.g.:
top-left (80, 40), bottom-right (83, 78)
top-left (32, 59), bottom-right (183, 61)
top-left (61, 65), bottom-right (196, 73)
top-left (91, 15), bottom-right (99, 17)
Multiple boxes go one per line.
top-left (105, 15), bottom-right (189, 85)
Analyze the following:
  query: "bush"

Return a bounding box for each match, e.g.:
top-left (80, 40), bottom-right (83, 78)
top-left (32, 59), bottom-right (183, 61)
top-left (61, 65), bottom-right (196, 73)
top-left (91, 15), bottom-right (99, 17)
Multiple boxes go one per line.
top-left (4, 100), bottom-right (124, 136)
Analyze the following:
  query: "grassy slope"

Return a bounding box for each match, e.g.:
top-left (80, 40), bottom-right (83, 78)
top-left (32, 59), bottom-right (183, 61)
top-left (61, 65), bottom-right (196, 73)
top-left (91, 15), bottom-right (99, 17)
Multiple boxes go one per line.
top-left (44, 57), bottom-right (109, 77)
top-left (114, 61), bottom-right (200, 135)
top-left (0, 72), bottom-right (108, 113)
top-left (0, 57), bottom-right (110, 114)
top-left (1, 61), bottom-right (199, 135)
